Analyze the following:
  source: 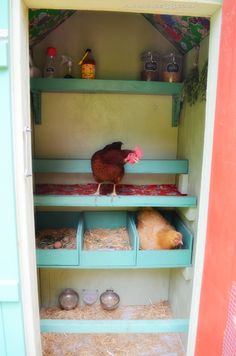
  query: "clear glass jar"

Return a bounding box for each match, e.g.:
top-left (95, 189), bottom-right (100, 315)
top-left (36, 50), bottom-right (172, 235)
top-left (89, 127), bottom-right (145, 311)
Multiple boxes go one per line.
top-left (100, 289), bottom-right (120, 311)
top-left (58, 288), bottom-right (79, 310)
top-left (162, 53), bottom-right (182, 82)
top-left (140, 51), bottom-right (160, 81)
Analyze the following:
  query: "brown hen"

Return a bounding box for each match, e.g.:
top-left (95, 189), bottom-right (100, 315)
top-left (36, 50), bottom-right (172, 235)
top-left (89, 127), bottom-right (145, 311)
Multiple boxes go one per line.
top-left (91, 142), bottom-right (142, 195)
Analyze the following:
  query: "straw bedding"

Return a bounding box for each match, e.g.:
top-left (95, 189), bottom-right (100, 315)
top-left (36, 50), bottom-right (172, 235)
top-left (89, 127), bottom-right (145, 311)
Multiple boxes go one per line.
top-left (41, 302), bottom-right (185, 355)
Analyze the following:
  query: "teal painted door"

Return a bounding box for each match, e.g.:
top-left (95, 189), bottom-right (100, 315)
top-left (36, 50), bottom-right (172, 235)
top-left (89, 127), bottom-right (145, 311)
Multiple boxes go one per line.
top-left (0, 0), bottom-right (26, 355)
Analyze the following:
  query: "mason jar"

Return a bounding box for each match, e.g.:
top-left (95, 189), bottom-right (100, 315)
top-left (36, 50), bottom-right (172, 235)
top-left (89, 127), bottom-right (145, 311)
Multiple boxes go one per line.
top-left (162, 53), bottom-right (182, 82)
top-left (140, 51), bottom-right (160, 81)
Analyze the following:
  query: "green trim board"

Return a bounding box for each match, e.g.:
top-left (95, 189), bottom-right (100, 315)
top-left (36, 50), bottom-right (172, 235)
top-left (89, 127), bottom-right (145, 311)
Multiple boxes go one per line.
top-left (30, 78), bottom-right (183, 94)
top-left (34, 194), bottom-right (197, 208)
top-left (40, 318), bottom-right (189, 333)
top-left (30, 78), bottom-right (183, 126)
top-left (33, 159), bottom-right (189, 174)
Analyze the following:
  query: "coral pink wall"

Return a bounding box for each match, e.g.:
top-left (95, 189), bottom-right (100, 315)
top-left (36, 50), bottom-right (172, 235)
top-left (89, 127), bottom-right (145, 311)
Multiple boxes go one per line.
top-left (196, 0), bottom-right (236, 354)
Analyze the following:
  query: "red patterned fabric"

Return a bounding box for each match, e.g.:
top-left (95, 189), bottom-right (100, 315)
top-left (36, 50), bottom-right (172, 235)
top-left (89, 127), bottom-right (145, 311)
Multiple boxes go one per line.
top-left (35, 183), bottom-right (186, 196)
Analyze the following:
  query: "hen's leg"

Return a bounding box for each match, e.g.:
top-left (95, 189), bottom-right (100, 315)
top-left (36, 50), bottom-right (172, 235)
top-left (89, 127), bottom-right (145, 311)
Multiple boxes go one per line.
top-left (94, 183), bottom-right (102, 195)
top-left (111, 184), bottom-right (117, 196)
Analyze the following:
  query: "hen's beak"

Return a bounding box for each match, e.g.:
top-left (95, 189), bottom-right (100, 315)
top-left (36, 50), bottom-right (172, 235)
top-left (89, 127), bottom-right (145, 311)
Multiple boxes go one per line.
top-left (175, 234), bottom-right (183, 246)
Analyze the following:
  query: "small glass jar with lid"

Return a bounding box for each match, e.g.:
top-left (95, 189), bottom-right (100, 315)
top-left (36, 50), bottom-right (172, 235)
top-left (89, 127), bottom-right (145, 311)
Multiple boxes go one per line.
top-left (140, 51), bottom-right (160, 81)
top-left (162, 53), bottom-right (182, 82)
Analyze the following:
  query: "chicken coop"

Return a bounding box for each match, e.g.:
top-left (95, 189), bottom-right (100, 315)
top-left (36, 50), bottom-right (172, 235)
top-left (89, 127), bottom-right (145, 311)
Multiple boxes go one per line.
top-left (2, 1), bottom-right (236, 356)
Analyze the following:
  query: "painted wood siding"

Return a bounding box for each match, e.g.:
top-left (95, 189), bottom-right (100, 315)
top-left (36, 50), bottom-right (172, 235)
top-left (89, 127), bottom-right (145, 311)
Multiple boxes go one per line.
top-left (0, 0), bottom-right (26, 354)
top-left (196, 1), bottom-right (236, 354)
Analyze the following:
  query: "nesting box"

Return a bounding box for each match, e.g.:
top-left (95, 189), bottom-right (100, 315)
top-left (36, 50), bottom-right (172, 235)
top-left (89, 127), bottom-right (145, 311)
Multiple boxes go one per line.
top-left (35, 211), bottom-right (80, 266)
top-left (79, 211), bottom-right (137, 267)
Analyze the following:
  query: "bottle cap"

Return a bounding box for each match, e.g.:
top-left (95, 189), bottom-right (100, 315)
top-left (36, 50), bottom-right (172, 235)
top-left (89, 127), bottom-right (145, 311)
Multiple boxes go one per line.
top-left (47, 47), bottom-right (57, 56)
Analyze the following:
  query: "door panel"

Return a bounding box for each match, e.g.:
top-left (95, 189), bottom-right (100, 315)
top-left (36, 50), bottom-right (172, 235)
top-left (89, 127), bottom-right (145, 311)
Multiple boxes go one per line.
top-left (0, 0), bottom-right (27, 354)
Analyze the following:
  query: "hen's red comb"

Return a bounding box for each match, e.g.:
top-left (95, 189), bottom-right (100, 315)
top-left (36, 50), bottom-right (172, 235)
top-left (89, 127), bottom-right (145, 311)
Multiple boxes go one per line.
top-left (134, 146), bottom-right (143, 159)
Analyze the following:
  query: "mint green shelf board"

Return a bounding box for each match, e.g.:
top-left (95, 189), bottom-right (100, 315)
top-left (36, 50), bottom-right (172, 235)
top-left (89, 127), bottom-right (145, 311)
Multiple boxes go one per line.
top-left (36, 249), bottom-right (79, 267)
top-left (80, 251), bottom-right (136, 267)
top-left (30, 78), bottom-right (183, 127)
top-left (34, 194), bottom-right (197, 208)
top-left (37, 262), bottom-right (191, 269)
top-left (40, 318), bottom-right (189, 333)
top-left (37, 260), bottom-right (192, 270)
top-left (31, 78), bottom-right (183, 95)
top-left (33, 159), bottom-right (189, 174)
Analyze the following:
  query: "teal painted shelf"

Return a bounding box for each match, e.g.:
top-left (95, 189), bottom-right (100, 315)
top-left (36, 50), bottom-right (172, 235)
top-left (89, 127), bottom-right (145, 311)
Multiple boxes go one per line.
top-left (30, 78), bottom-right (183, 126)
top-left (41, 318), bottom-right (189, 333)
top-left (34, 194), bottom-right (196, 208)
top-left (35, 210), bottom-right (193, 269)
top-left (33, 158), bottom-right (197, 208)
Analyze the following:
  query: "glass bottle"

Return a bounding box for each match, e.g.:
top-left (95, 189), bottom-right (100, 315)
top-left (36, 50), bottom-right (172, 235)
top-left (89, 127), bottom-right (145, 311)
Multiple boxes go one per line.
top-left (79, 48), bottom-right (96, 79)
top-left (44, 47), bottom-right (57, 78)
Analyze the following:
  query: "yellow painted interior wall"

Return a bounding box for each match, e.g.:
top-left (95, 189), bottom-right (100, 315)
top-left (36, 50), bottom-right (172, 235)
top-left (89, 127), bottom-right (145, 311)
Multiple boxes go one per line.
top-left (40, 269), bottom-right (170, 307)
top-left (33, 11), bottom-right (208, 314)
top-left (33, 11), bottom-right (179, 163)
top-left (169, 37), bottom-right (209, 346)
top-left (34, 11), bottom-right (181, 306)
top-left (33, 11), bottom-right (177, 80)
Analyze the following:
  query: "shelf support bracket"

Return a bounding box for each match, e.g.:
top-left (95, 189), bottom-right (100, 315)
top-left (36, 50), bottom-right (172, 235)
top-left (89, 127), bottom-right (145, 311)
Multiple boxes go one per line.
top-left (172, 94), bottom-right (181, 127)
top-left (31, 90), bottom-right (41, 125)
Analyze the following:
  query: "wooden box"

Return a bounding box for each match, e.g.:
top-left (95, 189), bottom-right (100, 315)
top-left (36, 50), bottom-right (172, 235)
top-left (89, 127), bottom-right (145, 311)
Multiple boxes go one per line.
top-left (79, 211), bottom-right (137, 267)
top-left (135, 210), bottom-right (193, 268)
top-left (35, 211), bottom-right (80, 267)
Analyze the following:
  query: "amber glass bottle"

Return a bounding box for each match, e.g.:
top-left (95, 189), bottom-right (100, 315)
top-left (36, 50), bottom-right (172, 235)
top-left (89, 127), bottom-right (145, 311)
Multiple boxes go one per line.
top-left (80, 49), bottom-right (96, 79)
